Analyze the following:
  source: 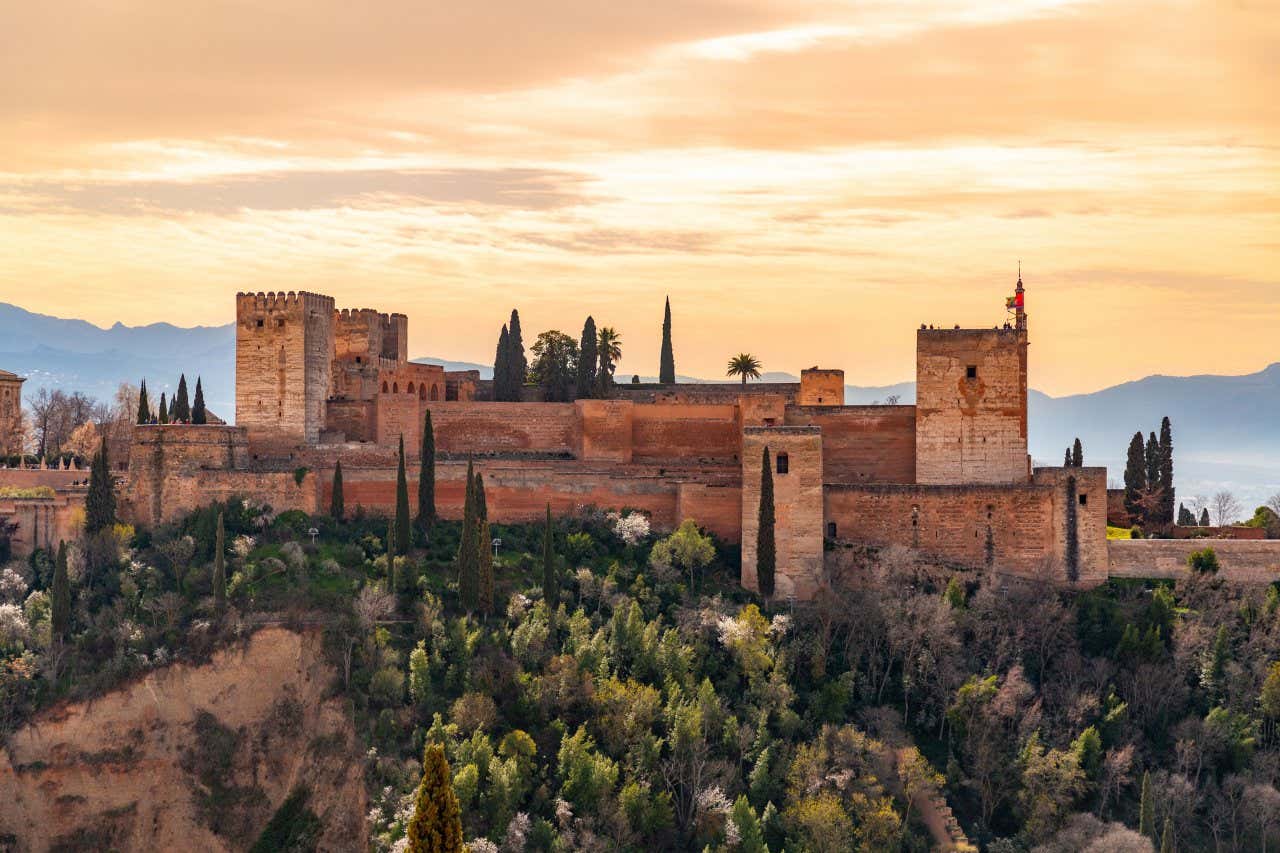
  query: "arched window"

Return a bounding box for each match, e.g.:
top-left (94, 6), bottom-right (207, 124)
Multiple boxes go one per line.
top-left (381, 381), bottom-right (389, 393)
top-left (392, 382), bottom-right (399, 394)
top-left (429, 385), bottom-right (439, 401)
top-left (407, 382), bottom-right (415, 394)
top-left (776, 452), bottom-right (789, 475)
top-left (419, 384), bottom-right (427, 400)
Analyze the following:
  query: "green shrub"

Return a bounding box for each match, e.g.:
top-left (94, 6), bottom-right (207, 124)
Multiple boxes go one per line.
top-left (1188, 547), bottom-right (1220, 574)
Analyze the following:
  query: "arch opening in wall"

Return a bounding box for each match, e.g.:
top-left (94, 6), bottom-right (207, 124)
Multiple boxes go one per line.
top-left (382, 381), bottom-right (389, 393)
top-left (419, 384), bottom-right (428, 400)
top-left (776, 452), bottom-right (789, 475)
top-left (407, 382), bottom-right (415, 395)
top-left (392, 382), bottom-right (399, 394)
top-left (430, 385), bottom-right (439, 401)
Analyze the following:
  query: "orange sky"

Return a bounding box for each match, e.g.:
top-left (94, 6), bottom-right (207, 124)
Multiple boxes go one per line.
top-left (0, 0), bottom-right (1276, 395)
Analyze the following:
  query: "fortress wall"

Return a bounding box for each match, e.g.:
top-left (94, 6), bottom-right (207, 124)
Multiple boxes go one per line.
top-left (676, 482), bottom-right (743, 542)
top-left (615, 383), bottom-right (801, 404)
top-left (1108, 539), bottom-right (1280, 583)
top-left (0, 493), bottom-right (84, 557)
top-left (375, 394), bottom-right (422, 448)
top-left (784, 405), bottom-right (916, 484)
top-left (1034, 466), bottom-right (1110, 586)
top-left (823, 483), bottom-right (1056, 576)
top-left (423, 402), bottom-right (578, 455)
top-left (326, 461), bottom-right (732, 537)
top-left (325, 399), bottom-right (376, 443)
top-left (798, 369), bottom-right (845, 406)
top-left (576, 400), bottom-right (634, 463)
top-left (630, 403), bottom-right (740, 465)
top-left (741, 428), bottom-right (825, 600)
top-left (0, 469), bottom-right (85, 489)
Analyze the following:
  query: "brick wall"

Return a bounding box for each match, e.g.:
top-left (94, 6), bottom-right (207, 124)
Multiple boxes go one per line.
top-left (915, 327), bottom-right (1029, 484)
top-left (631, 403), bottom-right (739, 465)
top-left (576, 400), bottom-right (635, 463)
top-left (1108, 539), bottom-right (1280, 583)
top-left (824, 482), bottom-right (1055, 576)
top-left (423, 402), bottom-right (578, 455)
top-left (676, 482), bottom-right (743, 542)
top-left (741, 427), bottom-right (825, 600)
top-left (784, 405), bottom-right (916, 484)
top-left (0, 491), bottom-right (85, 557)
top-left (324, 399), bottom-right (376, 443)
top-left (614, 383), bottom-right (801, 404)
top-left (1033, 466), bottom-right (1110, 585)
top-left (375, 394), bottom-right (422, 449)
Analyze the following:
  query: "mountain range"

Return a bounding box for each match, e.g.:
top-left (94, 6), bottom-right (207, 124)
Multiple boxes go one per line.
top-left (3, 301), bottom-right (1276, 516)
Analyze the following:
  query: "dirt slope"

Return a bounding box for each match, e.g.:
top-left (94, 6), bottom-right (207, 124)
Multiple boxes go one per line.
top-left (0, 627), bottom-right (366, 852)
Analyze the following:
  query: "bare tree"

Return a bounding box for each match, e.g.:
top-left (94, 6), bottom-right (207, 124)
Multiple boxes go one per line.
top-left (1211, 490), bottom-right (1243, 527)
top-left (25, 388), bottom-right (101, 460)
top-left (1267, 493), bottom-right (1280, 519)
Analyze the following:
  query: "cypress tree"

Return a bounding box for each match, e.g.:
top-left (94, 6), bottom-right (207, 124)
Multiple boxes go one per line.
top-left (158, 392), bottom-right (169, 424)
top-left (416, 411), bottom-right (436, 533)
top-left (507, 309), bottom-right (526, 400)
top-left (1064, 448), bottom-right (1071, 467)
top-left (576, 316), bottom-right (597, 400)
top-left (1072, 437), bottom-right (1083, 467)
top-left (1123, 432), bottom-right (1146, 523)
top-left (213, 511), bottom-right (226, 615)
top-left (168, 393), bottom-right (176, 421)
top-left (191, 377), bottom-right (207, 425)
top-left (136, 379), bottom-right (151, 424)
top-left (173, 374), bottom-right (191, 422)
top-left (474, 471), bottom-right (487, 521)
top-left (457, 461), bottom-right (478, 612)
top-left (1159, 817), bottom-right (1172, 853)
top-left (1159, 416), bottom-right (1175, 526)
top-left (493, 324), bottom-right (510, 401)
top-left (1177, 503), bottom-right (1193, 526)
top-left (405, 742), bottom-right (464, 853)
top-left (659, 296), bottom-right (676, 384)
top-left (396, 435), bottom-right (411, 554)
top-left (757, 446), bottom-right (776, 601)
top-left (1200, 507), bottom-right (1210, 527)
top-left (85, 443), bottom-right (116, 534)
top-left (387, 517), bottom-right (398, 592)
top-left (331, 461), bottom-right (345, 521)
top-left (541, 503), bottom-right (557, 614)
top-left (51, 540), bottom-right (70, 643)
top-left (1139, 770), bottom-right (1154, 839)
top-left (477, 516), bottom-right (493, 618)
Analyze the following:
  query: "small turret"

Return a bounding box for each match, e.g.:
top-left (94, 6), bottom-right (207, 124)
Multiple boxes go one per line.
top-left (1014, 265), bottom-right (1027, 331)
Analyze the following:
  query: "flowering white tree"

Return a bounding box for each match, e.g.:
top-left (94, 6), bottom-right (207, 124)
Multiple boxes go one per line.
top-left (611, 511), bottom-right (650, 546)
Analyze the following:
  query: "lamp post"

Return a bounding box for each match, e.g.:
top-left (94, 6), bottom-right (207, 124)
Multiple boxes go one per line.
top-left (491, 537), bottom-right (502, 559)
top-left (307, 527), bottom-right (319, 546)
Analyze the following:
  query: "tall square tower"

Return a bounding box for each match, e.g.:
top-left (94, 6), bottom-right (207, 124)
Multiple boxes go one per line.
top-left (0, 369), bottom-right (26, 457)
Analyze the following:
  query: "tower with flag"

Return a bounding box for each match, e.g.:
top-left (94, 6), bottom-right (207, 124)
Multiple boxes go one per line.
top-left (1006, 263), bottom-right (1027, 330)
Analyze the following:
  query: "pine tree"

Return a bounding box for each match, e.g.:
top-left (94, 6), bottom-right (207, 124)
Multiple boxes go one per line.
top-left (1139, 770), bottom-right (1154, 839)
top-left (1159, 416), bottom-right (1174, 527)
top-left (576, 316), bottom-right (597, 399)
top-left (51, 540), bottom-right (70, 643)
top-left (405, 743), bottom-right (464, 853)
top-left (416, 411), bottom-right (435, 533)
top-left (331, 461), bottom-right (345, 521)
top-left (1123, 432), bottom-right (1147, 523)
top-left (136, 379), bottom-right (151, 424)
top-left (507, 309), bottom-right (526, 400)
top-left (477, 516), bottom-right (493, 618)
top-left (493, 324), bottom-right (510, 401)
top-left (1159, 817), bottom-right (1172, 853)
top-left (213, 511), bottom-right (227, 615)
top-left (396, 435), bottom-right (411, 554)
top-left (757, 446), bottom-right (776, 601)
top-left (191, 377), bottom-right (207, 425)
top-left (1200, 507), bottom-right (1210, 527)
top-left (1072, 437), bottom-right (1083, 467)
top-left (158, 392), bottom-right (169, 424)
top-left (659, 296), bottom-right (676, 384)
top-left (541, 503), bottom-right (557, 614)
top-left (457, 461), bottom-right (478, 612)
top-left (85, 443), bottom-right (116, 534)
top-left (173, 374), bottom-right (191, 422)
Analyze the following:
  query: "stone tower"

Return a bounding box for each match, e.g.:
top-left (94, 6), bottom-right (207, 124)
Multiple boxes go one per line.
top-left (235, 291), bottom-right (336, 451)
top-left (914, 277), bottom-right (1030, 484)
top-left (0, 369), bottom-right (26, 458)
top-left (740, 426), bottom-right (825, 600)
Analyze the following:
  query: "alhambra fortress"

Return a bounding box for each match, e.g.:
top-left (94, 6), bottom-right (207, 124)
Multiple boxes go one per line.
top-left (3, 280), bottom-right (1279, 595)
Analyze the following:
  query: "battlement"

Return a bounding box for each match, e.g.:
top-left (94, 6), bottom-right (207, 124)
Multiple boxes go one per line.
top-left (236, 290), bottom-right (335, 315)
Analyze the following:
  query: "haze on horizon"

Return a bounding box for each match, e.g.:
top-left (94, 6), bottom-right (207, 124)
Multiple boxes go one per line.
top-left (1, 0), bottom-right (1275, 397)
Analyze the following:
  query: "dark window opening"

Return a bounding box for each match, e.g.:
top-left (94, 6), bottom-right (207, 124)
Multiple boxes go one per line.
top-left (763, 417), bottom-right (776, 426)
top-left (355, 356), bottom-right (362, 364)
top-left (966, 365), bottom-right (978, 379)
top-left (826, 522), bottom-right (837, 538)
top-left (1079, 493), bottom-right (1088, 506)
top-left (276, 318), bottom-right (285, 328)
top-left (256, 319), bottom-right (264, 327)
top-left (776, 452), bottom-right (789, 475)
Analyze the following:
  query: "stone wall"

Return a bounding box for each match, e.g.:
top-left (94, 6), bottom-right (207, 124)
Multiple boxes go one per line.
top-left (235, 291), bottom-right (335, 450)
top-left (741, 427), bottom-right (825, 600)
top-left (1108, 539), bottom-right (1280, 583)
top-left (784, 405), bottom-right (916, 484)
top-left (576, 400), bottom-right (635, 463)
top-left (824, 482), bottom-right (1056, 577)
top-left (424, 402), bottom-right (578, 455)
top-left (915, 327), bottom-right (1029, 485)
top-left (0, 491), bottom-right (85, 557)
top-left (1032, 466), bottom-right (1110, 585)
top-left (675, 482), bottom-right (743, 542)
top-left (631, 403), bottom-right (739, 465)
top-left (615, 383), bottom-right (802, 404)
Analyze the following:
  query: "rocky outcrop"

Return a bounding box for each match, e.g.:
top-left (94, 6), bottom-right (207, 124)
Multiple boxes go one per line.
top-left (0, 627), bottom-right (366, 852)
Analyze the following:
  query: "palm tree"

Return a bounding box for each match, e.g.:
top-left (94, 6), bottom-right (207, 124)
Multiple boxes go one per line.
top-left (726, 353), bottom-right (763, 385)
top-left (596, 327), bottom-right (623, 395)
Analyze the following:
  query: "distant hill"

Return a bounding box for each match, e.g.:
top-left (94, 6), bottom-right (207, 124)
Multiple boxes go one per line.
top-left (4, 302), bottom-right (1276, 516)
